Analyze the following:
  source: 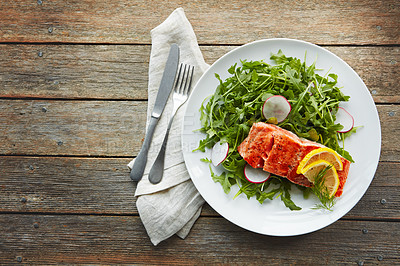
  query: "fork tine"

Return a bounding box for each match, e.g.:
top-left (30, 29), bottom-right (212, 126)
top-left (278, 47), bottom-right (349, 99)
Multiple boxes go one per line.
top-left (187, 65), bottom-right (194, 94)
top-left (183, 65), bottom-right (194, 96)
top-left (179, 64), bottom-right (188, 94)
top-left (174, 63), bottom-right (184, 92)
top-left (174, 63), bottom-right (194, 95)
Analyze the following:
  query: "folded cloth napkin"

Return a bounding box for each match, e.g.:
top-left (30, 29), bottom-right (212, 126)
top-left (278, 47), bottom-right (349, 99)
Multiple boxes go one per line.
top-left (127, 8), bottom-right (209, 246)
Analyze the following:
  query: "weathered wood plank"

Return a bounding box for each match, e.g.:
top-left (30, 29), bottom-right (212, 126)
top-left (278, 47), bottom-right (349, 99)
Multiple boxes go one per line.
top-left (0, 214), bottom-right (398, 264)
top-left (347, 162), bottom-right (400, 220)
top-left (0, 0), bottom-right (399, 45)
top-left (0, 101), bottom-right (398, 161)
top-left (0, 100), bottom-right (147, 156)
top-left (0, 45), bottom-right (399, 103)
top-left (0, 44), bottom-right (150, 100)
top-left (378, 105), bottom-right (400, 162)
top-left (0, 156), bottom-right (398, 220)
top-left (0, 157), bottom-right (137, 214)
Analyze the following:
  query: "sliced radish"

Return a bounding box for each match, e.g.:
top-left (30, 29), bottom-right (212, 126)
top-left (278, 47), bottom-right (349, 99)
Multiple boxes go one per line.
top-left (244, 164), bottom-right (271, 184)
top-left (211, 141), bottom-right (229, 166)
top-left (262, 95), bottom-right (291, 123)
top-left (335, 107), bottom-right (354, 133)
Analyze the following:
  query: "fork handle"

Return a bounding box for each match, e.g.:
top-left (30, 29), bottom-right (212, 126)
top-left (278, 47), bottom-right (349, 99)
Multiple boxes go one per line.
top-left (148, 112), bottom-right (176, 184)
top-left (130, 116), bottom-right (158, 182)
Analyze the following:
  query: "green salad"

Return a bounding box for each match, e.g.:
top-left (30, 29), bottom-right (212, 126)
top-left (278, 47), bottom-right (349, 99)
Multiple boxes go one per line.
top-left (194, 50), bottom-right (359, 211)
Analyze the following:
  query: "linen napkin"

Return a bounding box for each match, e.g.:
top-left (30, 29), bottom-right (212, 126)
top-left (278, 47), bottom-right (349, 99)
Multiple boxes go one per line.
top-left (127, 8), bottom-right (209, 246)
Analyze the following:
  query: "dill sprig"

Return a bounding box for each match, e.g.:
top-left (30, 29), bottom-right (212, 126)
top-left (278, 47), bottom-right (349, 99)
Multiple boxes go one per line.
top-left (311, 164), bottom-right (337, 211)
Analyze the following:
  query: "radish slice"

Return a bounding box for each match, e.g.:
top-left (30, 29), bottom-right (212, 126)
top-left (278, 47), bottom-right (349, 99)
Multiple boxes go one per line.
top-left (262, 95), bottom-right (291, 123)
top-left (211, 141), bottom-right (229, 166)
top-left (244, 164), bottom-right (271, 184)
top-left (336, 107), bottom-right (354, 133)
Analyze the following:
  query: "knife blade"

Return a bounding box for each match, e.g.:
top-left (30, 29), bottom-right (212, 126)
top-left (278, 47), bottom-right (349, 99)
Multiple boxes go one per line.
top-left (130, 43), bottom-right (180, 182)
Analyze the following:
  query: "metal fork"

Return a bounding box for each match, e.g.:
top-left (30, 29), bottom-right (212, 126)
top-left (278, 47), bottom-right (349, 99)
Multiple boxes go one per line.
top-left (148, 63), bottom-right (195, 184)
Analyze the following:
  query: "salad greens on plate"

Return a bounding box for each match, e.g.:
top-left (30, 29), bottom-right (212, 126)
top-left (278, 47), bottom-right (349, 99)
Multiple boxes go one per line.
top-left (194, 50), bottom-right (359, 211)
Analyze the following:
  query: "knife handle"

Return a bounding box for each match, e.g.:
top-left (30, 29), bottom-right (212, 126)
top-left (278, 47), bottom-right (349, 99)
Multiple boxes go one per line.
top-left (148, 112), bottom-right (176, 184)
top-left (130, 116), bottom-right (158, 182)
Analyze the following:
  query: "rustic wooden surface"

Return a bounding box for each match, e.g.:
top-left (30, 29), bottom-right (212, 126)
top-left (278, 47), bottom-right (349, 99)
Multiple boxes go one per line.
top-left (0, 0), bottom-right (399, 264)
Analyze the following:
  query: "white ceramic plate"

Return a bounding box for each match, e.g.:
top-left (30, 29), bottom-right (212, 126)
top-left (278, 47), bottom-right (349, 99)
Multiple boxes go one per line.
top-left (181, 38), bottom-right (381, 236)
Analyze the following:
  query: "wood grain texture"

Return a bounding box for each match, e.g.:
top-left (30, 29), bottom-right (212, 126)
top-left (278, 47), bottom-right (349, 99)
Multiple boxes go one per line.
top-left (0, 100), bottom-right (398, 160)
top-left (378, 105), bottom-right (400, 162)
top-left (347, 162), bottom-right (400, 220)
top-left (0, 156), bottom-right (398, 220)
top-left (0, 0), bottom-right (399, 45)
top-left (0, 45), bottom-right (399, 103)
top-left (0, 0), bottom-right (400, 265)
top-left (0, 44), bottom-right (150, 100)
top-left (0, 214), bottom-right (398, 264)
top-left (0, 157), bottom-right (137, 214)
top-left (0, 100), bottom-right (147, 156)
top-left (0, 1), bottom-right (399, 264)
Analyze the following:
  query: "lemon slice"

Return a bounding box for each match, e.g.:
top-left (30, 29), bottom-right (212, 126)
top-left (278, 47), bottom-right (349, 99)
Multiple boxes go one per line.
top-left (301, 159), bottom-right (340, 198)
top-left (297, 147), bottom-right (343, 174)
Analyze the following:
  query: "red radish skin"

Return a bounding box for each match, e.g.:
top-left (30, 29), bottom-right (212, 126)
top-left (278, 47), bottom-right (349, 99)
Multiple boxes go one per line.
top-left (211, 141), bottom-right (229, 166)
top-left (244, 164), bottom-right (271, 184)
top-left (336, 107), bottom-right (354, 133)
top-left (262, 95), bottom-right (291, 123)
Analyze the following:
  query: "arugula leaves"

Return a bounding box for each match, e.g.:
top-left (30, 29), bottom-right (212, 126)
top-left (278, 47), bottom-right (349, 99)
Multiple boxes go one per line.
top-left (194, 50), bottom-right (357, 211)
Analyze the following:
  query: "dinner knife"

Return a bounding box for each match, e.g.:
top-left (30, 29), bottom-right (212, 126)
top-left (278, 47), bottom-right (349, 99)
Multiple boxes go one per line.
top-left (130, 43), bottom-right (180, 182)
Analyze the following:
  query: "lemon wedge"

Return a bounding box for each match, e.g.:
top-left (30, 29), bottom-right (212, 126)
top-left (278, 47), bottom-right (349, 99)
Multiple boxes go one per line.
top-left (301, 159), bottom-right (340, 198)
top-left (297, 147), bottom-right (343, 174)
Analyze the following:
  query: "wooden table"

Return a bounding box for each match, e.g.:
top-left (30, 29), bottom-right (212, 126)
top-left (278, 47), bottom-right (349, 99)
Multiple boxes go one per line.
top-left (1, 1), bottom-right (399, 264)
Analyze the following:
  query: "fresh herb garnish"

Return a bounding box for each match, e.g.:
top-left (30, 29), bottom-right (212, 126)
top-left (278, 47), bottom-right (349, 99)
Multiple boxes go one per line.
top-left (194, 50), bottom-right (357, 210)
top-left (310, 165), bottom-right (336, 211)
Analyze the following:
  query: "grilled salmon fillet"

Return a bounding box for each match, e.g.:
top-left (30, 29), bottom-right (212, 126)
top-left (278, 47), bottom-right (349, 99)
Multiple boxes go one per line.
top-left (238, 122), bottom-right (350, 197)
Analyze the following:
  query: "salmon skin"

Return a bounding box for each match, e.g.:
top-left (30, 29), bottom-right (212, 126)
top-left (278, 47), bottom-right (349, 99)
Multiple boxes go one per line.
top-left (237, 122), bottom-right (350, 197)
